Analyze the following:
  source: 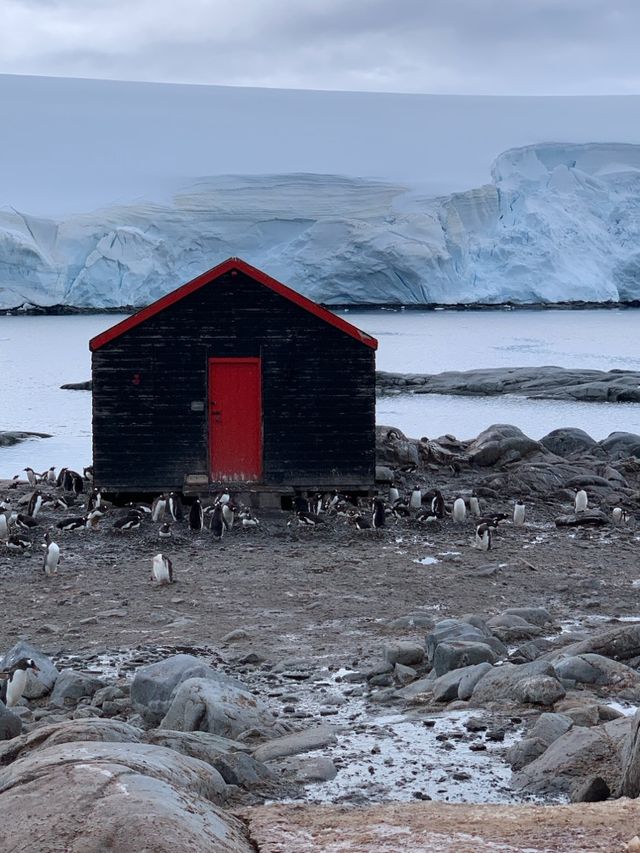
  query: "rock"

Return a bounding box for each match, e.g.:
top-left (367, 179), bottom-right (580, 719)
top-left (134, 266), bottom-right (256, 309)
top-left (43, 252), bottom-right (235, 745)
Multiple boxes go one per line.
top-left (375, 465), bottom-right (394, 483)
top-left (432, 662), bottom-right (492, 703)
top-left (394, 663), bottom-right (417, 685)
top-left (540, 428), bottom-right (597, 457)
top-left (394, 674), bottom-right (435, 700)
top-left (501, 607), bottom-right (554, 628)
top-left (506, 737), bottom-right (548, 770)
top-left (570, 775), bottom-right (610, 803)
top-left (383, 641), bottom-right (424, 667)
top-left (0, 741), bottom-right (251, 853)
top-left (252, 726), bottom-right (337, 763)
top-left (292, 756), bottom-right (338, 783)
top-left (553, 654), bottom-right (640, 687)
top-left (0, 702), bottom-right (22, 741)
top-left (160, 677), bottom-right (282, 740)
top-left (471, 660), bottom-right (561, 706)
top-left (457, 662), bottom-right (494, 701)
top-left (0, 431), bottom-right (51, 447)
top-left (553, 623), bottom-right (640, 663)
top-left (49, 670), bottom-right (104, 707)
top-left (0, 642), bottom-right (58, 699)
top-left (599, 431), bottom-right (640, 459)
top-left (555, 511), bottom-right (610, 527)
top-left (433, 640), bottom-right (497, 678)
top-left (513, 717), bottom-right (631, 796)
top-left (131, 654), bottom-right (244, 726)
top-left (466, 424), bottom-right (542, 467)
top-left (529, 712), bottom-right (573, 746)
top-left (60, 380), bottom-right (92, 390)
top-left (92, 686), bottom-right (127, 707)
top-left (220, 629), bottom-right (249, 643)
top-left (513, 675), bottom-right (566, 707)
top-left (620, 708), bottom-right (640, 797)
top-left (426, 618), bottom-right (507, 663)
top-left (557, 704), bottom-right (600, 728)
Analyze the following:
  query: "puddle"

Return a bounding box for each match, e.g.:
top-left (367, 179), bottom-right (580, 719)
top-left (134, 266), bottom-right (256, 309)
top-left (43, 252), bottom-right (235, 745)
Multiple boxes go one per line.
top-left (414, 556), bottom-right (439, 566)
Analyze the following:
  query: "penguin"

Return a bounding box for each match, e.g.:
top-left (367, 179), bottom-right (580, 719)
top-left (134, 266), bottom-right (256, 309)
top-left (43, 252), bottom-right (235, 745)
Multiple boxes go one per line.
top-left (168, 492), bottom-right (183, 522)
top-left (159, 522), bottom-right (172, 539)
top-left (476, 512), bottom-right (508, 529)
top-left (431, 490), bottom-right (445, 519)
top-left (474, 523), bottom-right (492, 551)
top-left (352, 513), bottom-right (372, 531)
top-left (70, 471), bottom-right (84, 495)
top-left (56, 467), bottom-right (68, 488)
top-left (513, 500), bottom-right (526, 526)
top-left (240, 510), bottom-right (260, 531)
top-left (391, 499), bottom-right (411, 518)
top-left (27, 490), bottom-right (43, 519)
top-left (221, 502), bottom-right (235, 531)
top-left (6, 534), bottom-right (32, 553)
top-left (113, 514), bottom-right (141, 532)
top-left (452, 497), bottom-right (466, 523)
top-left (151, 553), bottom-right (174, 585)
top-left (83, 466), bottom-right (94, 482)
top-left (469, 492), bottom-right (481, 517)
top-left (210, 504), bottom-right (225, 540)
top-left (0, 658), bottom-right (39, 706)
top-left (295, 510), bottom-right (323, 527)
top-left (87, 488), bottom-right (102, 512)
top-left (575, 489), bottom-right (588, 513)
top-left (372, 497), bottom-right (386, 530)
top-left (42, 532), bottom-right (60, 576)
top-left (389, 483), bottom-right (400, 505)
top-left (312, 493), bottom-right (324, 516)
top-left (125, 501), bottom-right (151, 516)
top-left (0, 498), bottom-right (11, 511)
top-left (217, 491), bottom-right (231, 506)
top-left (612, 507), bottom-right (629, 525)
top-left (293, 494), bottom-right (311, 514)
top-left (189, 498), bottom-right (204, 531)
top-left (56, 515), bottom-right (88, 532)
top-left (15, 513), bottom-right (38, 531)
top-left (0, 513), bottom-right (7, 540)
top-left (23, 467), bottom-right (38, 487)
top-left (152, 553), bottom-right (174, 585)
top-left (151, 493), bottom-right (167, 523)
top-left (409, 486), bottom-right (422, 511)
top-left (46, 467), bottom-right (57, 485)
top-left (416, 508), bottom-right (439, 524)
top-left (55, 494), bottom-right (77, 510)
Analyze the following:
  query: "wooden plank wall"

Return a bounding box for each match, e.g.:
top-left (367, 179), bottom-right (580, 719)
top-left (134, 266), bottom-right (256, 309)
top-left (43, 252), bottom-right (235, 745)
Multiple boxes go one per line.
top-left (92, 271), bottom-right (376, 491)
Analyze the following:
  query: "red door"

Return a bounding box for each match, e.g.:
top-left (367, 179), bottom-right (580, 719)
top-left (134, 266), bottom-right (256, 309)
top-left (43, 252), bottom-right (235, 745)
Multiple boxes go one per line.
top-left (208, 358), bottom-right (262, 482)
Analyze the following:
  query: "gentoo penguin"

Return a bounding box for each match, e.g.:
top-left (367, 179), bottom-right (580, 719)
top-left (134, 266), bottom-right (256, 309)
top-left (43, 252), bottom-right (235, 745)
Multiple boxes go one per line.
top-left (389, 483), bottom-right (400, 505)
top-left (42, 532), bottom-right (60, 576)
top-left (416, 508), bottom-right (438, 524)
top-left (56, 514), bottom-right (88, 532)
top-left (575, 489), bottom-right (588, 513)
top-left (612, 507), bottom-right (629, 525)
top-left (311, 493), bottom-right (324, 516)
top-left (0, 512), bottom-right (8, 541)
top-left (221, 502), bottom-right (235, 531)
top-left (372, 497), bottom-right (386, 529)
top-left (87, 488), bottom-right (102, 512)
top-left (474, 523), bottom-right (492, 551)
top-left (168, 492), bottom-right (183, 521)
top-left (0, 658), bottom-right (39, 706)
top-left (293, 494), bottom-right (311, 514)
top-left (15, 513), bottom-right (38, 531)
top-left (189, 498), bottom-right (203, 531)
top-left (294, 510), bottom-right (323, 527)
top-left (391, 500), bottom-right (411, 519)
top-left (217, 491), bottom-right (231, 506)
top-left (409, 486), bottom-right (422, 511)
top-left (83, 466), bottom-right (94, 482)
top-left (513, 500), bottom-right (526, 526)
top-left (352, 513), bottom-right (372, 531)
top-left (113, 514), bottom-right (141, 532)
top-left (151, 493), bottom-right (167, 523)
top-left (431, 490), bottom-right (445, 519)
top-left (55, 467), bottom-right (68, 488)
top-left (46, 467), bottom-right (57, 485)
top-left (6, 534), bottom-right (32, 553)
top-left (469, 492), bottom-right (481, 518)
top-left (23, 467), bottom-right (38, 487)
top-left (240, 510), bottom-right (260, 531)
top-left (477, 512), bottom-right (508, 529)
top-left (152, 553), bottom-right (174, 585)
top-left (55, 494), bottom-right (77, 510)
top-left (452, 497), bottom-right (466, 523)
top-left (27, 490), bottom-right (43, 519)
top-left (210, 504), bottom-right (225, 539)
top-left (63, 470), bottom-right (83, 495)
top-left (159, 522), bottom-right (172, 539)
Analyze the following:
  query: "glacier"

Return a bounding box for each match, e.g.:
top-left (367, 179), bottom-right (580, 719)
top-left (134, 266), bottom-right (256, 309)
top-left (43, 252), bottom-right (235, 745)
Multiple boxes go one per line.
top-left (2, 142), bottom-right (640, 308)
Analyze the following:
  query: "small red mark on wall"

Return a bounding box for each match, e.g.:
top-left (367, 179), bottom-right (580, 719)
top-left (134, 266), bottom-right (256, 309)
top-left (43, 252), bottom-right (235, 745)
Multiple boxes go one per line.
top-left (132, 373), bottom-right (141, 385)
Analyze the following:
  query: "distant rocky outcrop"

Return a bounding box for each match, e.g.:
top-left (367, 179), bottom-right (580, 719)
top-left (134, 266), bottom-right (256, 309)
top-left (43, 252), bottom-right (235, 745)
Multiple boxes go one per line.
top-left (0, 431), bottom-right (51, 447)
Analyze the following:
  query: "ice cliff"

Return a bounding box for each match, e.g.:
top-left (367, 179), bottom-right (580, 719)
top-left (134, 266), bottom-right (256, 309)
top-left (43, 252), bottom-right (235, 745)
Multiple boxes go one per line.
top-left (2, 142), bottom-right (640, 308)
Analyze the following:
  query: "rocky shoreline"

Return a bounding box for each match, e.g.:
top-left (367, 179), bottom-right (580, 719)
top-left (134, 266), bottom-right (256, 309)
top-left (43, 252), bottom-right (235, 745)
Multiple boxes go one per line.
top-left (378, 366), bottom-right (640, 403)
top-left (2, 421), bottom-right (640, 849)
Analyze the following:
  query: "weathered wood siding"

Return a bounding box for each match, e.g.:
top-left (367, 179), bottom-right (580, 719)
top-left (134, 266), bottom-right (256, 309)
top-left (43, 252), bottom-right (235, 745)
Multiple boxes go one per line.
top-left (92, 270), bottom-right (375, 491)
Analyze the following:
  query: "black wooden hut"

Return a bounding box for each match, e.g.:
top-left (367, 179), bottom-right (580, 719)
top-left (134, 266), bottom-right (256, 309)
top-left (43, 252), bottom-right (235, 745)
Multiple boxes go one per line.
top-left (90, 258), bottom-right (378, 500)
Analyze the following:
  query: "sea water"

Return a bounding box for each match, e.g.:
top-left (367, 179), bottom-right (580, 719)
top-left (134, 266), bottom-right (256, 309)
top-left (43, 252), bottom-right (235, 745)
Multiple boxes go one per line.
top-left (0, 309), bottom-right (639, 477)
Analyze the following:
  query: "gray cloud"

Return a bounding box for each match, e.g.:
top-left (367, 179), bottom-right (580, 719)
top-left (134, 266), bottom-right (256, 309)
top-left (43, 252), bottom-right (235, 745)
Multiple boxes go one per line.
top-left (1, 0), bottom-right (639, 94)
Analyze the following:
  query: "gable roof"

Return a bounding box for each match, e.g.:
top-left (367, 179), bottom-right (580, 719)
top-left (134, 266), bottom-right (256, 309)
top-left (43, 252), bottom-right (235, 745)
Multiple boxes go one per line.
top-left (89, 257), bottom-right (378, 351)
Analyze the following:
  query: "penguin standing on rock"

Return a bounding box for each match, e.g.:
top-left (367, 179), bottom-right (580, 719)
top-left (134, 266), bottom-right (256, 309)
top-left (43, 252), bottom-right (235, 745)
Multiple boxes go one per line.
top-left (575, 489), bottom-right (588, 513)
top-left (42, 532), bottom-right (60, 576)
top-left (612, 507), bottom-right (630, 525)
top-left (513, 500), bottom-right (526, 526)
top-left (452, 497), bottom-right (466, 523)
top-left (0, 658), bottom-right (39, 706)
top-left (151, 553), bottom-right (174, 585)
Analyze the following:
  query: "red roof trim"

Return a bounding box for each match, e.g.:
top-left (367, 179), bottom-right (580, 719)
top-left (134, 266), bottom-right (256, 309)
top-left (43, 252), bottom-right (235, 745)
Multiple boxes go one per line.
top-left (89, 258), bottom-right (378, 351)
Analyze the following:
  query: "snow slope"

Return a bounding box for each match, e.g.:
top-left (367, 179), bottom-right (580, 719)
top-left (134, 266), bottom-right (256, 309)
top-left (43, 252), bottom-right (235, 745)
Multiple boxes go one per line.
top-left (2, 142), bottom-right (640, 307)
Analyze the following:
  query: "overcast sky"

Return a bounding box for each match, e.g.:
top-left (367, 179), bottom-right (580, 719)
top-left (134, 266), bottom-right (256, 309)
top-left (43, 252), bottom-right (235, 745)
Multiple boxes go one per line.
top-left (1, 0), bottom-right (639, 95)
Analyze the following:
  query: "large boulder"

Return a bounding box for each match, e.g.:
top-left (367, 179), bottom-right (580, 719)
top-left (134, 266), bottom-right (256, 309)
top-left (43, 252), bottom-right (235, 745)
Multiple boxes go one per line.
top-left (159, 677), bottom-right (283, 740)
top-left (131, 655), bottom-right (244, 726)
top-left (0, 702), bottom-right (21, 741)
top-left (0, 642), bottom-right (58, 699)
top-left (529, 712), bottom-right (574, 746)
top-left (471, 660), bottom-right (563, 706)
top-left (375, 425), bottom-right (420, 467)
top-left (426, 618), bottom-right (507, 663)
top-left (513, 717), bottom-right (631, 796)
top-left (513, 676), bottom-right (566, 707)
top-left (553, 654), bottom-right (640, 688)
top-left (540, 428), bottom-right (597, 457)
top-left (466, 424), bottom-right (543, 467)
top-left (432, 662), bottom-right (493, 703)
top-left (550, 623), bottom-right (640, 663)
top-left (49, 670), bottom-right (105, 708)
top-left (432, 640), bottom-right (497, 678)
top-left (0, 741), bottom-right (250, 853)
top-left (620, 708), bottom-right (640, 797)
top-left (599, 432), bottom-right (640, 459)
top-left (383, 641), bottom-right (425, 667)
